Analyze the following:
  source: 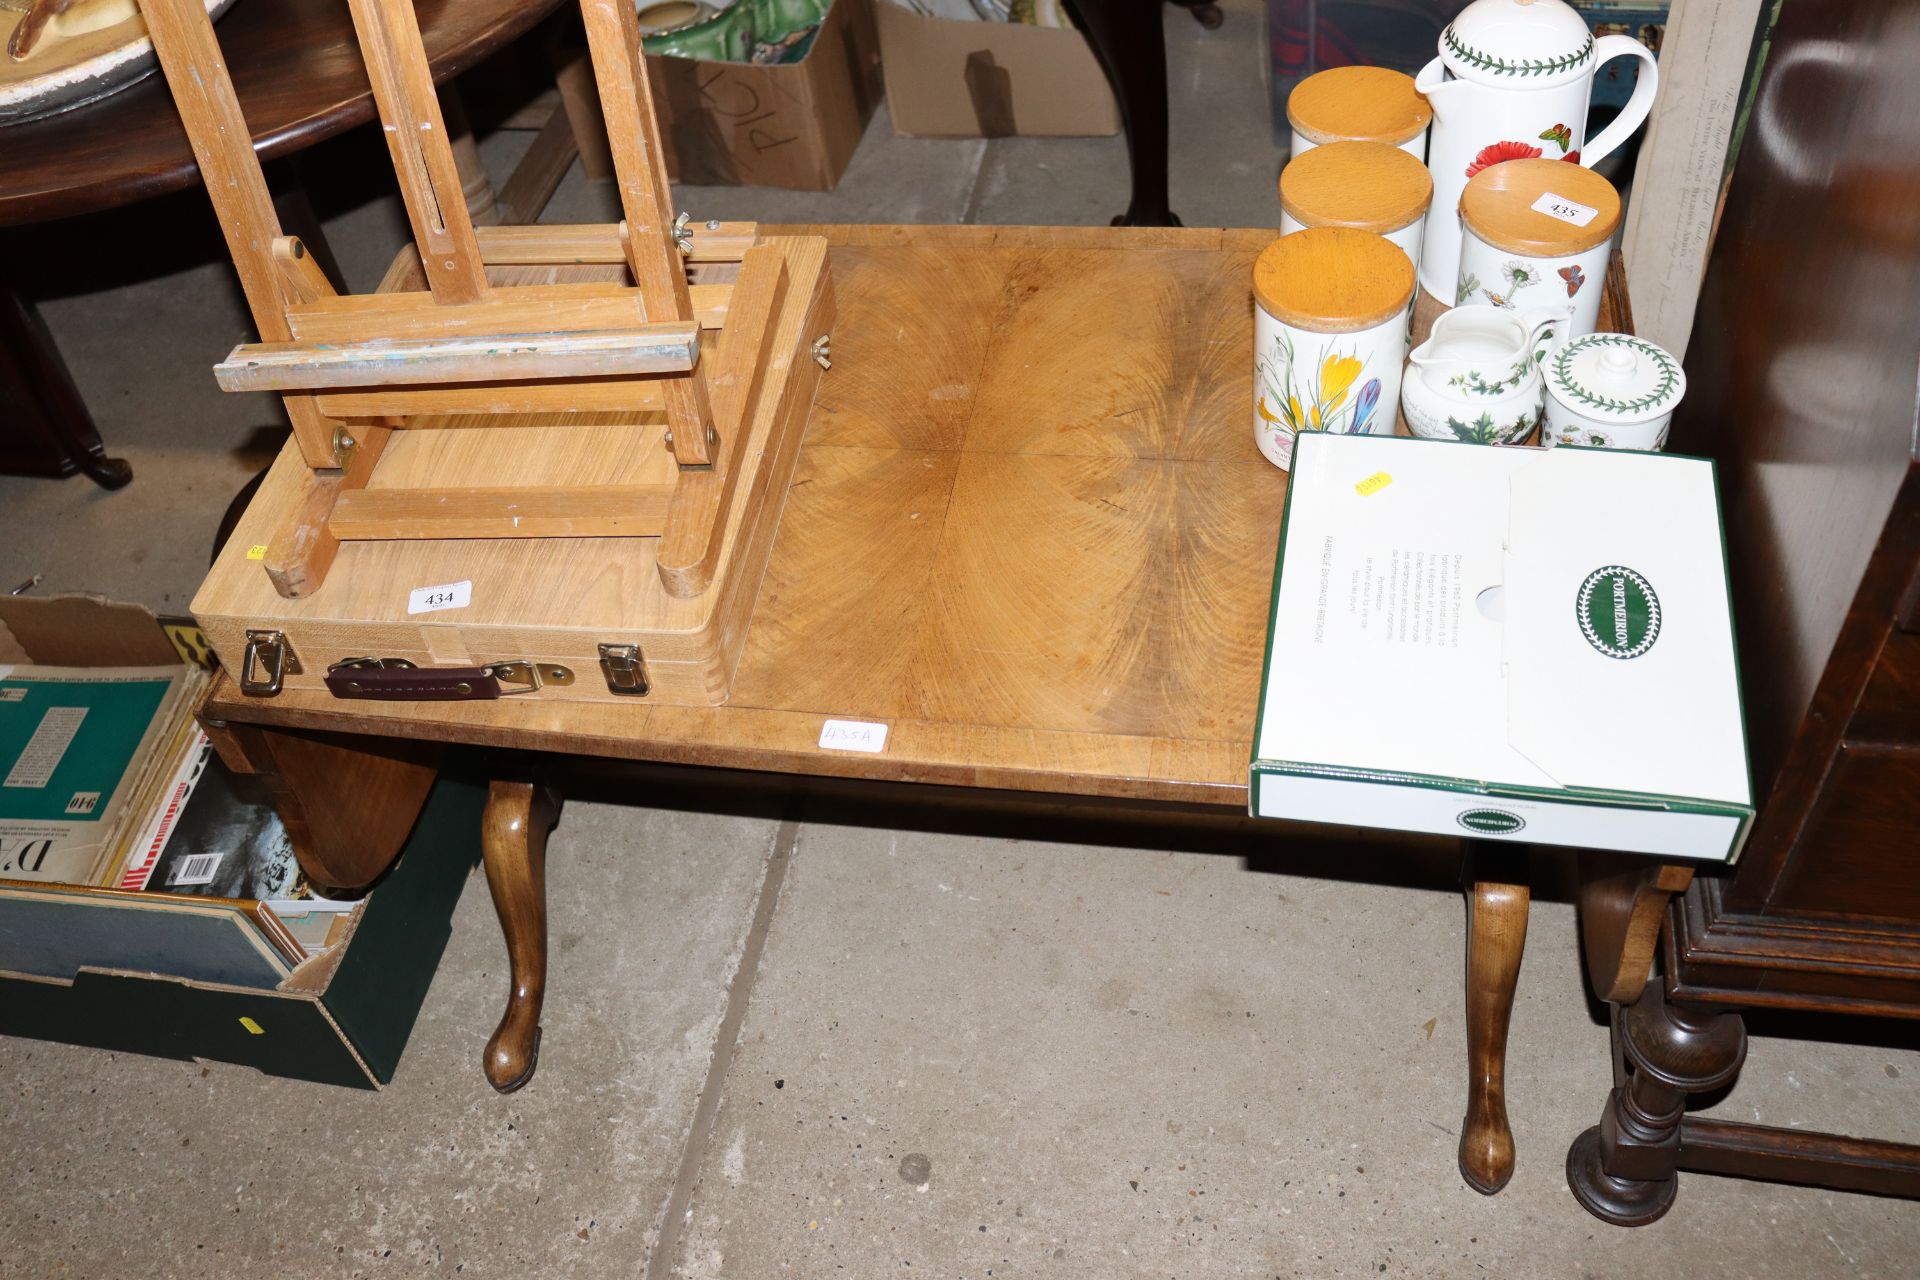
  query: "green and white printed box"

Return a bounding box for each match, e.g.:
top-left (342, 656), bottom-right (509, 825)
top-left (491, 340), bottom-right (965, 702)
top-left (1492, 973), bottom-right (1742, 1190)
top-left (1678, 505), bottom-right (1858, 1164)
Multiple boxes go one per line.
top-left (1250, 433), bottom-right (1753, 861)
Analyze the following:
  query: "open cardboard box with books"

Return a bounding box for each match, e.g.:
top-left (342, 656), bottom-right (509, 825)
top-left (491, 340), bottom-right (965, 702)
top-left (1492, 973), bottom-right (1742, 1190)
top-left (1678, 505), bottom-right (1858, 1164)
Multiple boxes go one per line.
top-left (0, 594), bottom-right (478, 1088)
top-left (1251, 434), bottom-right (1754, 861)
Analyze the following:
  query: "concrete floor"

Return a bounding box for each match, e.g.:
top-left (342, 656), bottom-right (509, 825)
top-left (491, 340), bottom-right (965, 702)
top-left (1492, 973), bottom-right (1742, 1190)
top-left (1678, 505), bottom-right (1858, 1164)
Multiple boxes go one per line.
top-left (3, 3), bottom-right (1919, 1275)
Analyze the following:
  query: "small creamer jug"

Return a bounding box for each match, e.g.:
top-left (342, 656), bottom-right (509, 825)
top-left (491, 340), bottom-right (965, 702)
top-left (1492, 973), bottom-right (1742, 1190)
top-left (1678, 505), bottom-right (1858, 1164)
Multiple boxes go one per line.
top-left (1401, 306), bottom-right (1556, 445)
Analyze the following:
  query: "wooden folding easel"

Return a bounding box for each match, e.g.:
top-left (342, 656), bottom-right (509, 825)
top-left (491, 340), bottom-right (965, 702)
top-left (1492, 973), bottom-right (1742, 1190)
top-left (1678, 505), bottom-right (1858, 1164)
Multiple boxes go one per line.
top-left (139, 0), bottom-right (825, 602)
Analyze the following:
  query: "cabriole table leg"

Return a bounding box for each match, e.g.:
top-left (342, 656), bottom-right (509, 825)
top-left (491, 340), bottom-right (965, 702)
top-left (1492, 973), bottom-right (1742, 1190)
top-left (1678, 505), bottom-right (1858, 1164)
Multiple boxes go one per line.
top-left (481, 777), bottom-right (563, 1093)
top-left (1459, 842), bottom-right (1529, 1194)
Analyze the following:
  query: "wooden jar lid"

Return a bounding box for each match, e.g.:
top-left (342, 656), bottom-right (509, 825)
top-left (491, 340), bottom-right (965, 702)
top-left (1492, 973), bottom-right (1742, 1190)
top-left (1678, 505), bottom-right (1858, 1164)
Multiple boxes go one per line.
top-left (1253, 228), bottom-right (1416, 333)
top-left (1459, 158), bottom-right (1622, 255)
top-left (1279, 141), bottom-right (1433, 235)
top-left (1286, 66), bottom-right (1432, 147)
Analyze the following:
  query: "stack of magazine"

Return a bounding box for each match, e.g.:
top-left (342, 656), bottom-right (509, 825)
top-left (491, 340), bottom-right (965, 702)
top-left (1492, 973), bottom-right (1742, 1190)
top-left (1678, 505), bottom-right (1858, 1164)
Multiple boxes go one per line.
top-left (0, 661), bottom-right (355, 963)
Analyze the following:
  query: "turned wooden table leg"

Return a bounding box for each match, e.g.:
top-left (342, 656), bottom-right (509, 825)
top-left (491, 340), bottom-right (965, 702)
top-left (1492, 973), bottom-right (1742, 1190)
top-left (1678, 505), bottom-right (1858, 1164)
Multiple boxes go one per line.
top-left (481, 777), bottom-right (562, 1093)
top-left (1567, 977), bottom-right (1746, 1224)
top-left (1459, 841), bottom-right (1530, 1194)
top-left (0, 283), bottom-right (132, 489)
top-left (440, 86), bottom-right (503, 226)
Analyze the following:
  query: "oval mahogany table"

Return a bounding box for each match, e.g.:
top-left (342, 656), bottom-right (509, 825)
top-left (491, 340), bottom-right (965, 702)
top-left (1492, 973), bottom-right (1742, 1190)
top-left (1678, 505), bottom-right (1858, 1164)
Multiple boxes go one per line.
top-left (0, 0), bottom-right (567, 487)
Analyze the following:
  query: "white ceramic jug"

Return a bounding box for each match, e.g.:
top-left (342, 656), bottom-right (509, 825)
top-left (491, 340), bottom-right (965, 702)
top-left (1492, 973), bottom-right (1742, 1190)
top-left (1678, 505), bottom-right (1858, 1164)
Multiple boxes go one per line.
top-left (1401, 306), bottom-right (1557, 445)
top-left (1413, 0), bottom-right (1658, 301)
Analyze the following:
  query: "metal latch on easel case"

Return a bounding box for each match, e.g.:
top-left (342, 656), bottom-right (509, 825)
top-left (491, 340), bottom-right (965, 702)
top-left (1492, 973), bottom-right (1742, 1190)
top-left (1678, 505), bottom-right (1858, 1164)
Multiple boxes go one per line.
top-left (240, 630), bottom-right (301, 697)
top-left (323, 657), bottom-right (575, 701)
top-left (597, 643), bottom-right (651, 697)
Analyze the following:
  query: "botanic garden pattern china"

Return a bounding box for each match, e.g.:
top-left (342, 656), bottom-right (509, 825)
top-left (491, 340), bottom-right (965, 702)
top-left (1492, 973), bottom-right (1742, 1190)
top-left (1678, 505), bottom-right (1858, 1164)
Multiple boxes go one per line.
top-left (1401, 307), bottom-right (1554, 446)
top-left (1278, 141), bottom-right (1432, 268)
top-left (1287, 65), bottom-right (1432, 161)
top-left (1252, 229), bottom-right (1417, 472)
top-left (1412, 0), bottom-right (1657, 299)
top-left (1542, 333), bottom-right (1686, 450)
top-left (1456, 158), bottom-right (1621, 344)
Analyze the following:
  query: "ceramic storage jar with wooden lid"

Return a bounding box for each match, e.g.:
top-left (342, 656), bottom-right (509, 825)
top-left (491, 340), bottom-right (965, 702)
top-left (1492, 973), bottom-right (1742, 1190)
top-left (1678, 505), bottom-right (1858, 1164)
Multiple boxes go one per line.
top-left (1279, 141), bottom-right (1433, 267)
top-left (1286, 65), bottom-right (1432, 161)
top-left (1455, 157), bottom-right (1621, 343)
top-left (1253, 228), bottom-right (1417, 471)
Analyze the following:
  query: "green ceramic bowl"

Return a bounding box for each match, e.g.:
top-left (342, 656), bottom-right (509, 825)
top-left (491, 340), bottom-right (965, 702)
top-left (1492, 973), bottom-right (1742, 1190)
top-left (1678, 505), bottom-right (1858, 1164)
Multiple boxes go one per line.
top-left (637, 0), bottom-right (715, 34)
top-left (641, 0), bottom-right (755, 61)
top-left (748, 0), bottom-right (828, 43)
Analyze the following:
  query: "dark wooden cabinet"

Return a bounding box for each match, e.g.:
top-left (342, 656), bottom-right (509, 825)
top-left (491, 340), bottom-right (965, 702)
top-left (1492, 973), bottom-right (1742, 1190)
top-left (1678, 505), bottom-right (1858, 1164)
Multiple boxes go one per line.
top-left (1566, 0), bottom-right (1920, 1223)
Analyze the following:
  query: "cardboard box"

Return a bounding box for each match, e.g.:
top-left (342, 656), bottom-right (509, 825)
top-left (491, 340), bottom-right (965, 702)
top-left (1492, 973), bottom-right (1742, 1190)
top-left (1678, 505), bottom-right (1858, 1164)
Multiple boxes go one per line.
top-left (0, 595), bottom-right (480, 1088)
top-left (648, 0), bottom-right (885, 189)
top-left (875, 4), bottom-right (1118, 137)
top-left (1250, 435), bottom-right (1753, 861)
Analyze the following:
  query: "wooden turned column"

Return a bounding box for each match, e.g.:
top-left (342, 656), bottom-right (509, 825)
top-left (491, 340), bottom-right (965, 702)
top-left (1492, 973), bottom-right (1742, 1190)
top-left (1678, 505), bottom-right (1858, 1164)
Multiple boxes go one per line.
top-left (1459, 842), bottom-right (1530, 1194)
top-left (481, 777), bottom-right (562, 1093)
top-left (1567, 974), bottom-right (1747, 1225)
top-left (441, 87), bottom-right (502, 226)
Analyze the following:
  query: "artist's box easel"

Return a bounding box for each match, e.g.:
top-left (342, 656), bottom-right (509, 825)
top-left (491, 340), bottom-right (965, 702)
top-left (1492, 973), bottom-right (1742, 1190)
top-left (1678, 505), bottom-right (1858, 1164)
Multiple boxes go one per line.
top-left (157, 0), bottom-right (834, 706)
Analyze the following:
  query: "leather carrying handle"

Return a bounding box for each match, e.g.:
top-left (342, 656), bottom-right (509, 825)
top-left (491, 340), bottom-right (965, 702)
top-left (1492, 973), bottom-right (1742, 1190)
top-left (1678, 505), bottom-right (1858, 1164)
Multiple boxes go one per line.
top-left (325, 665), bottom-right (504, 701)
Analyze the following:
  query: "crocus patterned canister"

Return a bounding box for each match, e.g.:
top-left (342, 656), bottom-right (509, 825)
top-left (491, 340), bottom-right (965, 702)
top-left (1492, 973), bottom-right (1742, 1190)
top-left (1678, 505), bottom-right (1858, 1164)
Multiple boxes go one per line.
top-left (1278, 141), bottom-right (1433, 269)
top-left (1542, 333), bottom-right (1687, 450)
top-left (1252, 228), bottom-right (1417, 472)
top-left (1287, 65), bottom-right (1432, 161)
top-left (1456, 157), bottom-right (1621, 348)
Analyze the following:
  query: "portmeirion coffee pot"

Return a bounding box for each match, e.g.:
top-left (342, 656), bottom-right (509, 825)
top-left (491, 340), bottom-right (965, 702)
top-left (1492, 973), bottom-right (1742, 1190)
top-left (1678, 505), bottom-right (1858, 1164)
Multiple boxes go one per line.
top-left (1401, 306), bottom-right (1557, 445)
top-left (1412, 0), bottom-right (1658, 301)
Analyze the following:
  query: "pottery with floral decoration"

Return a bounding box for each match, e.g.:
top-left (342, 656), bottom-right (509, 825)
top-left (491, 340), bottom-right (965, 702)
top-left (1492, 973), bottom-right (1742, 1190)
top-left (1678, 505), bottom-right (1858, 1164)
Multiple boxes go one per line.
top-left (1401, 306), bottom-right (1557, 445)
top-left (1541, 332), bottom-right (1687, 450)
top-left (1412, 0), bottom-right (1657, 301)
top-left (1252, 229), bottom-right (1416, 472)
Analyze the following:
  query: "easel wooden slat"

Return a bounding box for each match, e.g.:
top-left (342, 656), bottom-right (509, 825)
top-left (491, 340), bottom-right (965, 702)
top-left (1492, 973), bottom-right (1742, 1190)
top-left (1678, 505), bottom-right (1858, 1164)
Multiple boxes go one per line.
top-left (576, 0), bottom-right (716, 468)
top-left (313, 378), bottom-right (668, 419)
top-left (136, 0), bottom-right (346, 470)
top-left (657, 244), bottom-right (790, 597)
top-left (286, 283), bottom-right (733, 343)
top-left (328, 484), bottom-right (677, 539)
top-left (343, 0), bottom-right (489, 303)
top-left (262, 424), bottom-right (394, 599)
top-left (474, 222), bottom-right (757, 265)
top-left (214, 324), bottom-right (700, 393)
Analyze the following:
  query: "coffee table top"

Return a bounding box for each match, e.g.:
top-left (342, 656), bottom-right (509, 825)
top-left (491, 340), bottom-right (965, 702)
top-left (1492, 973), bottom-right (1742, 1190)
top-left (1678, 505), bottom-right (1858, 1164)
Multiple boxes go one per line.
top-left (0, 0), bottom-right (565, 227)
top-left (202, 225), bottom-right (1288, 807)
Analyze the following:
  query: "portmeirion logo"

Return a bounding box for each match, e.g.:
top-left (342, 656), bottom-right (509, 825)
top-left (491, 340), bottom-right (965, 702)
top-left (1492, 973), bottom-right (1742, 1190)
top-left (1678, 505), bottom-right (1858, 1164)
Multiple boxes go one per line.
top-left (1457, 808), bottom-right (1526, 835)
top-left (1577, 565), bottom-right (1661, 659)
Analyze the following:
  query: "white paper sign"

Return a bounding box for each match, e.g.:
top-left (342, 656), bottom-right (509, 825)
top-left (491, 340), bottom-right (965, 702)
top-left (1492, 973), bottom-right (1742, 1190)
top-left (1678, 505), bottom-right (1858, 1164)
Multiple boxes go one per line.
top-left (818, 719), bottom-right (889, 753)
top-left (407, 580), bottom-right (473, 615)
top-left (1531, 192), bottom-right (1600, 227)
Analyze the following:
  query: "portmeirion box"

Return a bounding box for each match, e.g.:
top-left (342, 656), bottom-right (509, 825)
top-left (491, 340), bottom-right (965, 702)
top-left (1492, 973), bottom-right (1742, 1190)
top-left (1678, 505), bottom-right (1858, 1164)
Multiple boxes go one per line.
top-left (1250, 433), bottom-right (1753, 860)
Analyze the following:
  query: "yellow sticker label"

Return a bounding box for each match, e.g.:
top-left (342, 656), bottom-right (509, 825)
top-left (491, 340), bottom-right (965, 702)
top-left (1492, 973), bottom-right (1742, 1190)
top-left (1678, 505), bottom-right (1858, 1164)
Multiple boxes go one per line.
top-left (1355, 472), bottom-right (1393, 497)
top-left (238, 1016), bottom-right (264, 1035)
top-left (246, 545), bottom-right (267, 561)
